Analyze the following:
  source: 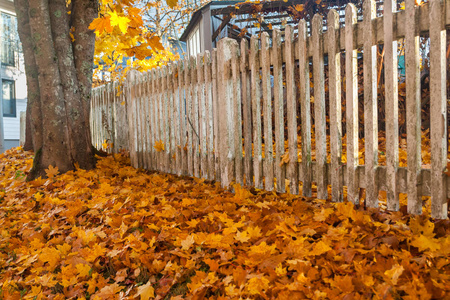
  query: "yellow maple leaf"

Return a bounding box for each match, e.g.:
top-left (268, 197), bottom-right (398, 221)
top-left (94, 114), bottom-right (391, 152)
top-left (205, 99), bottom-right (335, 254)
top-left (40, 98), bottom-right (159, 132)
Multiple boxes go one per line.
top-left (384, 264), bottom-right (404, 285)
top-left (275, 263), bottom-right (287, 276)
top-left (181, 234), bottom-right (195, 250)
top-left (410, 235), bottom-right (441, 252)
top-left (166, 0), bottom-right (178, 8)
top-left (45, 165), bottom-right (59, 178)
top-left (109, 10), bottom-right (130, 34)
top-left (235, 230), bottom-right (250, 243)
top-left (154, 140), bottom-right (165, 152)
top-left (136, 281), bottom-right (154, 300)
top-left (89, 16), bottom-right (113, 35)
top-left (247, 276), bottom-right (270, 295)
top-left (76, 263), bottom-right (91, 278)
top-left (310, 241), bottom-right (331, 256)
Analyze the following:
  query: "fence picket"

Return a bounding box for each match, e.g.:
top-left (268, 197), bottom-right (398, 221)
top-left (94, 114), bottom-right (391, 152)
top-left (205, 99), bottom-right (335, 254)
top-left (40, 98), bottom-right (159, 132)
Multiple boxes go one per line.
top-left (204, 52), bottom-right (213, 180)
top-left (148, 71), bottom-right (155, 170)
top-left (212, 50), bottom-right (220, 181)
top-left (261, 32), bottom-right (274, 191)
top-left (285, 25), bottom-right (298, 195)
top-left (205, 52), bottom-right (215, 180)
top-left (198, 54), bottom-right (208, 178)
top-left (241, 40), bottom-right (253, 186)
top-left (180, 60), bottom-right (188, 176)
top-left (345, 4), bottom-right (359, 205)
top-left (185, 58), bottom-right (193, 176)
top-left (158, 68), bottom-right (164, 172)
top-left (328, 9), bottom-right (343, 202)
top-left (273, 29), bottom-right (286, 193)
top-left (169, 65), bottom-right (176, 173)
top-left (232, 46), bottom-right (243, 185)
top-left (298, 19), bottom-right (312, 197)
top-left (312, 15), bottom-right (327, 200)
top-left (384, 0), bottom-right (399, 210)
top-left (191, 56), bottom-right (200, 178)
top-left (364, 0), bottom-right (379, 207)
top-left (429, 0), bottom-right (448, 219)
top-left (250, 35), bottom-right (263, 189)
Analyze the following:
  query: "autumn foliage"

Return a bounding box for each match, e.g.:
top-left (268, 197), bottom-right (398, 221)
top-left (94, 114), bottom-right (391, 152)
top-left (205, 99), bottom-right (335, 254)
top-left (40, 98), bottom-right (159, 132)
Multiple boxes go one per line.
top-left (0, 147), bottom-right (449, 299)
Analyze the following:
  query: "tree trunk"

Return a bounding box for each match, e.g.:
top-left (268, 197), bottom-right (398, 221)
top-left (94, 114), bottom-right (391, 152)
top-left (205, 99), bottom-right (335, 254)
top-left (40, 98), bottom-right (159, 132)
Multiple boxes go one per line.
top-left (14, 0), bottom-right (98, 179)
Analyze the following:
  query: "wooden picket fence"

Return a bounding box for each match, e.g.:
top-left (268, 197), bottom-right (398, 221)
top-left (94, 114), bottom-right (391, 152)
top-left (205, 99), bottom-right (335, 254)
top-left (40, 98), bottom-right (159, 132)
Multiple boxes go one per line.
top-left (91, 0), bottom-right (450, 219)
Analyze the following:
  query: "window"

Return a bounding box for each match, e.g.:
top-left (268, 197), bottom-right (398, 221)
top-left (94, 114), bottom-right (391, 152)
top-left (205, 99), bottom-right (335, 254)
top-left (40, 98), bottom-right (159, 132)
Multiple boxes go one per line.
top-left (2, 80), bottom-right (15, 117)
top-left (187, 25), bottom-right (200, 57)
top-left (1, 13), bottom-right (18, 66)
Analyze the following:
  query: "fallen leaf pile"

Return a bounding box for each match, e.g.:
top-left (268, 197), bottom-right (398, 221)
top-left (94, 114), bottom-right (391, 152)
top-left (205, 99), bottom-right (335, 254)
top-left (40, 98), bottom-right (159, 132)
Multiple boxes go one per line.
top-left (0, 147), bottom-right (449, 299)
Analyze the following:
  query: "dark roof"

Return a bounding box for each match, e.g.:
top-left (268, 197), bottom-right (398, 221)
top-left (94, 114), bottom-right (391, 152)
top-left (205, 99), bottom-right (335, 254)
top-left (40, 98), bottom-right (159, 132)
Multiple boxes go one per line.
top-left (180, 1), bottom-right (240, 42)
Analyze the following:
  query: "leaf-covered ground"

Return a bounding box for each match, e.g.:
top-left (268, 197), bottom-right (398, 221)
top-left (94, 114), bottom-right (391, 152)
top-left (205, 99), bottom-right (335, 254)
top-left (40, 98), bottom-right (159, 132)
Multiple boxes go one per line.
top-left (0, 147), bottom-right (449, 300)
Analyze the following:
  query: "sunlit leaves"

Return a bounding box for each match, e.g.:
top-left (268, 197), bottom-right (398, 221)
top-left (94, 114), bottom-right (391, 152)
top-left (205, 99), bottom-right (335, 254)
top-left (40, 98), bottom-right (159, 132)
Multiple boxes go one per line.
top-left (0, 147), bottom-right (449, 299)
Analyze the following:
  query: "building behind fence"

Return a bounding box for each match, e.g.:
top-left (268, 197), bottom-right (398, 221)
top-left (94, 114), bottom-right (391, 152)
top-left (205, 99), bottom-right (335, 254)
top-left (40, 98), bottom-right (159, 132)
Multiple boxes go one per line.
top-left (91, 0), bottom-right (450, 219)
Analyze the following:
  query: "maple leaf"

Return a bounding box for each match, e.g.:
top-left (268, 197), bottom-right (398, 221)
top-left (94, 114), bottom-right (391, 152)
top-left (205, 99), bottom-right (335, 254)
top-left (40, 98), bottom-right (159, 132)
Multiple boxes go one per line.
top-left (135, 281), bottom-right (155, 300)
top-left (76, 263), bottom-right (91, 278)
top-left (311, 241), bottom-right (332, 256)
top-left (45, 165), bottom-right (59, 178)
top-left (109, 10), bottom-right (130, 34)
top-left (181, 234), bottom-right (195, 250)
top-left (247, 276), bottom-right (270, 295)
top-left (235, 230), bottom-right (250, 243)
top-left (89, 16), bottom-right (113, 34)
top-left (166, 0), bottom-right (178, 8)
top-left (154, 140), bottom-right (165, 152)
top-left (384, 264), bottom-right (404, 285)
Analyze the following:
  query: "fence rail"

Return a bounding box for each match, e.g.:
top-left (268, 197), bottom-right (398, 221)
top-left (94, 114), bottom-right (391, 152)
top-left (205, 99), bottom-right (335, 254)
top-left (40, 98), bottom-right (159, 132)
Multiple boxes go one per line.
top-left (91, 0), bottom-right (450, 219)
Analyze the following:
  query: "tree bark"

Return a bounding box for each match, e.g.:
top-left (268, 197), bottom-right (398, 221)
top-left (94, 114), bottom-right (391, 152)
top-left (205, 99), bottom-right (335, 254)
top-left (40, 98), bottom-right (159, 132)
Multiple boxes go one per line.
top-left (15, 0), bottom-right (98, 179)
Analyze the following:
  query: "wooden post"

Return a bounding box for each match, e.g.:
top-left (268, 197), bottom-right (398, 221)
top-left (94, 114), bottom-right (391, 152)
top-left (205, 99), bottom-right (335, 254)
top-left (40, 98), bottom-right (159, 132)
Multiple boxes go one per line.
top-left (406, 0), bottom-right (422, 215)
top-left (212, 50), bottom-right (220, 180)
top-left (241, 39), bottom-right (253, 186)
top-left (261, 32), bottom-right (274, 191)
top-left (192, 56), bottom-right (200, 178)
top-left (299, 19), bottom-right (312, 197)
top-left (385, 0), bottom-right (399, 210)
top-left (345, 4), bottom-right (359, 204)
top-left (205, 51), bottom-right (214, 180)
top-left (185, 58), bottom-right (193, 176)
top-left (312, 15), bottom-right (327, 200)
top-left (250, 35), bottom-right (263, 189)
top-left (327, 9), bottom-right (343, 202)
top-left (364, 0), bottom-right (379, 207)
top-left (273, 28), bottom-right (286, 193)
top-left (198, 53), bottom-right (208, 179)
top-left (173, 62), bottom-right (181, 175)
top-left (429, 0), bottom-right (448, 219)
top-left (285, 25), bottom-right (298, 194)
top-left (217, 38), bottom-right (239, 187)
top-left (232, 45), bottom-right (243, 185)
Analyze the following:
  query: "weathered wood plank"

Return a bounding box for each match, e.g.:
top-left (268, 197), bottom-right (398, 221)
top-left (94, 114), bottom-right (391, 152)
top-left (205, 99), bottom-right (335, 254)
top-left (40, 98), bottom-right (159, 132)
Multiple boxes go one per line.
top-left (168, 65), bottom-right (176, 173)
top-left (273, 29), bottom-right (286, 193)
top-left (241, 39), bottom-right (253, 186)
top-left (149, 71), bottom-right (155, 170)
top-left (405, 0), bottom-right (422, 215)
top-left (298, 19), bottom-right (312, 197)
top-left (197, 54), bottom-right (207, 178)
top-left (185, 58), bottom-right (193, 176)
top-left (364, 0), bottom-right (379, 207)
top-left (261, 31), bottom-right (274, 191)
top-left (312, 15), bottom-right (327, 200)
top-left (212, 50), bottom-right (220, 181)
top-left (345, 4), bottom-right (359, 204)
top-left (327, 9), bottom-right (343, 202)
top-left (128, 71), bottom-right (138, 168)
top-left (217, 38), bottom-right (238, 187)
top-left (158, 68), bottom-right (164, 172)
top-left (429, 0), bottom-right (448, 219)
top-left (172, 63), bottom-right (180, 174)
top-left (250, 35), bottom-right (263, 189)
top-left (191, 56), bottom-right (200, 178)
top-left (204, 51), bottom-right (214, 180)
top-left (384, 0), bottom-right (399, 210)
top-left (285, 25), bottom-right (298, 195)
top-left (232, 45), bottom-right (243, 185)
top-left (180, 60), bottom-right (188, 176)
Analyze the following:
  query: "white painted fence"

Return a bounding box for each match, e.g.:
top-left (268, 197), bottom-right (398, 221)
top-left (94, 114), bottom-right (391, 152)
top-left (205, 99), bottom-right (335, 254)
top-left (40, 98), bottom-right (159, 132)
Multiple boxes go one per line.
top-left (91, 0), bottom-right (450, 219)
